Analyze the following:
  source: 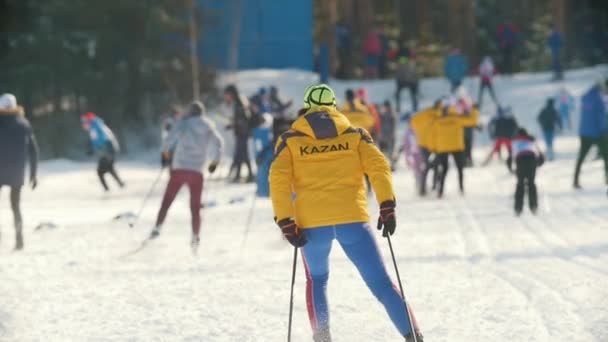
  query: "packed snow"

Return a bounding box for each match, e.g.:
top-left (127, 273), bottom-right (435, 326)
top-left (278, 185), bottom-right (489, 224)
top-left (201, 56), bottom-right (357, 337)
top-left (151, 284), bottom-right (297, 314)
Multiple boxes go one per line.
top-left (1, 66), bottom-right (607, 341)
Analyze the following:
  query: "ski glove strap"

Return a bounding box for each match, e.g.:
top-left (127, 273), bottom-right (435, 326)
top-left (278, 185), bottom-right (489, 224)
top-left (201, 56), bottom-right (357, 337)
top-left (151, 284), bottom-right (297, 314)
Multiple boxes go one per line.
top-left (377, 200), bottom-right (396, 237)
top-left (277, 218), bottom-right (307, 247)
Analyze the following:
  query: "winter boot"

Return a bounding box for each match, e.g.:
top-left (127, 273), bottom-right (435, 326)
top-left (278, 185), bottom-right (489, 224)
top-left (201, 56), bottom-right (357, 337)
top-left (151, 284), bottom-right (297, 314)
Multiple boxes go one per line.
top-left (149, 225), bottom-right (162, 239)
top-left (312, 328), bottom-right (331, 342)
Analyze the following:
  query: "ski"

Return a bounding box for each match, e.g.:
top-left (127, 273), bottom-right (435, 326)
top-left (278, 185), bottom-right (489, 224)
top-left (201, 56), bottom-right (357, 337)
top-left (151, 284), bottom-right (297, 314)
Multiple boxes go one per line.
top-left (118, 238), bottom-right (153, 259)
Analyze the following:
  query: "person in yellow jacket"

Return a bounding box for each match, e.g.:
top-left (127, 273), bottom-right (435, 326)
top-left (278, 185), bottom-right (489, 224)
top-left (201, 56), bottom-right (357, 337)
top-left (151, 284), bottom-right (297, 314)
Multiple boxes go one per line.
top-left (409, 100), bottom-right (443, 195)
top-left (270, 84), bottom-right (423, 342)
top-left (431, 102), bottom-right (479, 197)
top-left (339, 89), bottom-right (375, 133)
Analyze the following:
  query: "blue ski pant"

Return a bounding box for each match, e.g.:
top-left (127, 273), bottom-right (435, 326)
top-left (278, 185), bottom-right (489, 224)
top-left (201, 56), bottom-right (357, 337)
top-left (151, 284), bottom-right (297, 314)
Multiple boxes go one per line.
top-left (301, 222), bottom-right (417, 336)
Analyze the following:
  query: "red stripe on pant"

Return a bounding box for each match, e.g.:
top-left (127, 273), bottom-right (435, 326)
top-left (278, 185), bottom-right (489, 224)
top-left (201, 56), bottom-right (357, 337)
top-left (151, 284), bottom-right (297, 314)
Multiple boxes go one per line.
top-left (301, 252), bottom-right (318, 331)
top-left (155, 169), bottom-right (203, 235)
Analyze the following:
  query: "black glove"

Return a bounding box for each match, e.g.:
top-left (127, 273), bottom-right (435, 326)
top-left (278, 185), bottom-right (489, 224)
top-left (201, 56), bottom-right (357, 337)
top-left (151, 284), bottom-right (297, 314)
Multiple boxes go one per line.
top-left (208, 162), bottom-right (218, 174)
top-left (377, 201), bottom-right (396, 237)
top-left (277, 218), bottom-right (307, 247)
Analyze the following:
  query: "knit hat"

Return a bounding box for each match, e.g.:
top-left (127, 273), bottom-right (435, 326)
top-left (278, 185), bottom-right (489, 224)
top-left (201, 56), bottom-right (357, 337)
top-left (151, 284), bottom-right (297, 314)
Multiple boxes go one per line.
top-left (303, 84), bottom-right (336, 109)
top-left (0, 93), bottom-right (18, 110)
top-left (81, 112), bottom-right (97, 124)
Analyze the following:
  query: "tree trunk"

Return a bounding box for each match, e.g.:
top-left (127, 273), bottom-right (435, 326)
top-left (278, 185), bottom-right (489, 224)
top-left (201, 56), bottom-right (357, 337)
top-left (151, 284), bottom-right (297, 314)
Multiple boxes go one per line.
top-left (415, 0), bottom-right (431, 42)
top-left (318, 0), bottom-right (337, 75)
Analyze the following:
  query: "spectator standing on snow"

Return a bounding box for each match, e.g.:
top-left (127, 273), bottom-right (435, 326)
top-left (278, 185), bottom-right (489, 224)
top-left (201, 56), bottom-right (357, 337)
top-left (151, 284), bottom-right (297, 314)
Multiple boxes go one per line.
top-left (81, 112), bottom-right (124, 191)
top-left (395, 56), bottom-right (420, 113)
top-left (151, 101), bottom-right (223, 253)
top-left (537, 98), bottom-right (562, 161)
top-left (363, 29), bottom-right (382, 78)
top-left (547, 27), bottom-right (564, 80)
top-left (496, 21), bottom-right (520, 75)
top-left (444, 49), bottom-right (469, 92)
top-left (269, 83), bottom-right (423, 342)
top-left (336, 21), bottom-right (352, 79)
top-left (509, 127), bottom-right (544, 216)
top-left (555, 87), bottom-right (575, 130)
top-left (378, 28), bottom-right (390, 78)
top-left (224, 84), bottom-right (254, 183)
top-left (483, 106), bottom-right (518, 165)
top-left (573, 81), bottom-right (608, 189)
top-left (477, 56), bottom-right (499, 108)
top-left (0, 93), bottom-right (38, 250)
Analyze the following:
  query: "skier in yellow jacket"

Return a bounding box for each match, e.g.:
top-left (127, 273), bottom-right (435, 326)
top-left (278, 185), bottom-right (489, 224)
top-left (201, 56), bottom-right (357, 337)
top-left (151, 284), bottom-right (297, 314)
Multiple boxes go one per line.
top-left (431, 102), bottom-right (479, 197)
top-left (339, 88), bottom-right (375, 133)
top-left (409, 101), bottom-right (442, 195)
top-left (270, 84), bottom-right (423, 342)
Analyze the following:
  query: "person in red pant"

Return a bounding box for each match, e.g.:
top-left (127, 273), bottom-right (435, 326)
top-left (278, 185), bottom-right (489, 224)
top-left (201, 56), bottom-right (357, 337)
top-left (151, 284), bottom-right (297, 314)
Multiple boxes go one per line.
top-left (149, 101), bottom-right (223, 252)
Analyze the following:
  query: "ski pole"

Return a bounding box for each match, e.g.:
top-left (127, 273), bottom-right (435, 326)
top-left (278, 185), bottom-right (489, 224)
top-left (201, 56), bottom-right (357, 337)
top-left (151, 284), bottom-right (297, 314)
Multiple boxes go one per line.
top-left (287, 246), bottom-right (298, 342)
top-left (129, 168), bottom-right (164, 228)
top-left (239, 193), bottom-right (257, 250)
top-left (387, 234), bottom-right (418, 342)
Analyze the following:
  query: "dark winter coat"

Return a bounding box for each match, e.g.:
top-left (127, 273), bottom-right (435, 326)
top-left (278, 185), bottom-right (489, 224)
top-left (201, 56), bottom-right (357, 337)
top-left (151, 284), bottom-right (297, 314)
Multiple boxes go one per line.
top-left (489, 114), bottom-right (518, 139)
top-left (230, 98), bottom-right (251, 138)
top-left (579, 85), bottom-right (606, 138)
top-left (537, 102), bottom-right (562, 132)
top-left (0, 108), bottom-right (39, 187)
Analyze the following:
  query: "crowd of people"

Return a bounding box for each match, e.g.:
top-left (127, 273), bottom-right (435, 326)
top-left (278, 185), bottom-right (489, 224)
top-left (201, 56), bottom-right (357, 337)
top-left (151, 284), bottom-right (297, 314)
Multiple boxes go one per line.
top-left (1, 72), bottom-right (607, 342)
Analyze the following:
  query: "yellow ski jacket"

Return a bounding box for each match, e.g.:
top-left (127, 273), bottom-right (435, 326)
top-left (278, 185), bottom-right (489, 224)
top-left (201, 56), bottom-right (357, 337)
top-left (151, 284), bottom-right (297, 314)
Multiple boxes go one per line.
top-left (269, 106), bottom-right (394, 228)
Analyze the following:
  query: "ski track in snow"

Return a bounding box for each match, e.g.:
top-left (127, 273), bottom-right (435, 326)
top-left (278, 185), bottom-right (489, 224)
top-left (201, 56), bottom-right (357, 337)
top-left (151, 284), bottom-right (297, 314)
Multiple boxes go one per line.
top-left (1, 67), bottom-right (608, 341)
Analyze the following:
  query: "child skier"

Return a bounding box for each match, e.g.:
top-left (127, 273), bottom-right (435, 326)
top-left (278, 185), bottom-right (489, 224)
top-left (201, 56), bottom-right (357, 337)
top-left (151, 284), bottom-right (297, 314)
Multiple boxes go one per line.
top-left (150, 101), bottom-right (223, 252)
top-left (476, 56), bottom-right (498, 108)
top-left (270, 84), bottom-right (423, 342)
top-left (81, 112), bottom-right (124, 191)
top-left (0, 93), bottom-right (38, 250)
top-left (509, 127), bottom-right (544, 215)
top-left (483, 106), bottom-right (518, 165)
top-left (252, 113), bottom-right (274, 197)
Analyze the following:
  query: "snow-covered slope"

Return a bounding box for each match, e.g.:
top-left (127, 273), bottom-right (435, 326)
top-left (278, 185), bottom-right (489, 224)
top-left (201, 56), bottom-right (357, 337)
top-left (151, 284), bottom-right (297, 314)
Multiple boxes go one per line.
top-left (1, 67), bottom-right (607, 341)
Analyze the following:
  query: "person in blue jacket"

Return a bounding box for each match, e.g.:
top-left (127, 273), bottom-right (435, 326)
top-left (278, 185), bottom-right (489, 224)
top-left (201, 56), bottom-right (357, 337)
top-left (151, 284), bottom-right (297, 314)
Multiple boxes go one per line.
top-left (252, 113), bottom-right (274, 197)
top-left (444, 48), bottom-right (469, 92)
top-left (0, 94), bottom-right (38, 250)
top-left (81, 112), bottom-right (125, 191)
top-left (573, 82), bottom-right (608, 189)
top-left (547, 27), bottom-right (564, 80)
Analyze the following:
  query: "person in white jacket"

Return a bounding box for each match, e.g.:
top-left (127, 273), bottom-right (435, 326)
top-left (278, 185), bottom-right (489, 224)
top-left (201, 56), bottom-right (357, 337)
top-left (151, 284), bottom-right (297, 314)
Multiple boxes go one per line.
top-left (150, 101), bottom-right (223, 251)
top-left (477, 56), bottom-right (499, 108)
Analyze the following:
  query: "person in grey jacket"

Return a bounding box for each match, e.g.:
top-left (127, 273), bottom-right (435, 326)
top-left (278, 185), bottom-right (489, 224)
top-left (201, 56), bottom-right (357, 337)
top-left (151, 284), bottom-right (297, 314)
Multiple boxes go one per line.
top-left (150, 101), bottom-right (223, 251)
top-left (0, 93), bottom-right (38, 250)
